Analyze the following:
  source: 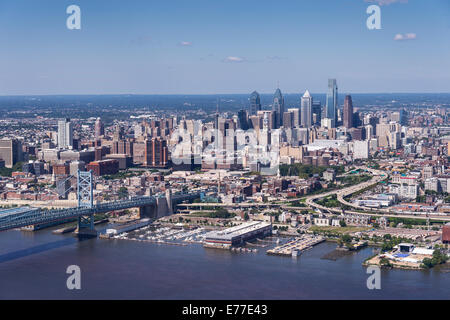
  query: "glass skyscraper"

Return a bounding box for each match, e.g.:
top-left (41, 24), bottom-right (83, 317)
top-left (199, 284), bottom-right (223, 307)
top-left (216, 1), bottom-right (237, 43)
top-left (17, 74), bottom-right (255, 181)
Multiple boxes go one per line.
top-left (249, 91), bottom-right (261, 116)
top-left (272, 88), bottom-right (284, 128)
top-left (343, 95), bottom-right (353, 129)
top-left (301, 90), bottom-right (313, 128)
top-left (58, 118), bottom-right (73, 149)
top-left (326, 79), bottom-right (338, 128)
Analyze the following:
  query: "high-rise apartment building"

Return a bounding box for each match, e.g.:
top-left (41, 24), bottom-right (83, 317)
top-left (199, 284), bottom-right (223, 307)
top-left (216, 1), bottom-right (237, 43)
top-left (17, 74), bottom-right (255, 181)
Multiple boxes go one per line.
top-left (133, 138), bottom-right (168, 167)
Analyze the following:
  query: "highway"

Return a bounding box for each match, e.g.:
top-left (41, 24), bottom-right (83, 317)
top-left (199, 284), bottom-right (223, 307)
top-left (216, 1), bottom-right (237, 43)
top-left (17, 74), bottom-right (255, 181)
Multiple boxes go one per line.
top-left (179, 167), bottom-right (450, 222)
top-left (304, 166), bottom-right (386, 211)
top-left (304, 166), bottom-right (450, 222)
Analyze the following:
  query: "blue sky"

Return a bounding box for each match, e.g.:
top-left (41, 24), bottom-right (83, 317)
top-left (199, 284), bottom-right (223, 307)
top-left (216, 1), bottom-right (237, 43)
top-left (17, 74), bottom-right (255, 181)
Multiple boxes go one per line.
top-left (0, 0), bottom-right (449, 95)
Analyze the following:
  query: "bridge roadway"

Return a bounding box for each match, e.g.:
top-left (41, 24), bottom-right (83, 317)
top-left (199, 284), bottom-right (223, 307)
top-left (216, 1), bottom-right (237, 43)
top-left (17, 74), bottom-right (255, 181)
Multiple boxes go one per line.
top-left (0, 196), bottom-right (157, 232)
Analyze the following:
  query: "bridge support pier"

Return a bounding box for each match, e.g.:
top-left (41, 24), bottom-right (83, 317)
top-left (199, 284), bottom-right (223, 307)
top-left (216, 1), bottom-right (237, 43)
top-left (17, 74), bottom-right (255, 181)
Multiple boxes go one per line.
top-left (75, 170), bottom-right (97, 238)
top-left (75, 215), bottom-right (97, 238)
top-left (139, 205), bottom-right (157, 219)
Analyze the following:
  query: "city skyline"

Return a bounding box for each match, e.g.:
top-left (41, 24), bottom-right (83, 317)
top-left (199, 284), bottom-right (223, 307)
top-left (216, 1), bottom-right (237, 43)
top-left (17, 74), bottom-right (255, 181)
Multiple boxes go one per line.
top-left (1, 0), bottom-right (450, 306)
top-left (0, 0), bottom-right (449, 95)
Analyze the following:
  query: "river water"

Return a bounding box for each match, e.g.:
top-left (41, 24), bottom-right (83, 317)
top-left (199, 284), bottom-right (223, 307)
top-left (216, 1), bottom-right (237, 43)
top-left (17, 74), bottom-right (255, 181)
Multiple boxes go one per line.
top-left (0, 226), bottom-right (448, 300)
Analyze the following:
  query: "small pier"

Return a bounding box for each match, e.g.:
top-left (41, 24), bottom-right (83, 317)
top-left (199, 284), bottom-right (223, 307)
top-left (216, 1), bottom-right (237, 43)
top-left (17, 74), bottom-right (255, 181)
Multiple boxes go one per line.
top-left (267, 235), bottom-right (325, 257)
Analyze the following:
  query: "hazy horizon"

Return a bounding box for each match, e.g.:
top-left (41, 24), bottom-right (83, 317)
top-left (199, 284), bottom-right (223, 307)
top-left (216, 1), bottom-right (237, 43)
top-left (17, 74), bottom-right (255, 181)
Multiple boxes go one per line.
top-left (1, 92), bottom-right (450, 98)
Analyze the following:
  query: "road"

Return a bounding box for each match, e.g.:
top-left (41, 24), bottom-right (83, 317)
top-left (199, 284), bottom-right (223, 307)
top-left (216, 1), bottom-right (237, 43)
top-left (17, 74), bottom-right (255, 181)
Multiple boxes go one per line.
top-left (304, 166), bottom-right (450, 222)
top-left (304, 166), bottom-right (386, 211)
top-left (179, 167), bottom-right (450, 222)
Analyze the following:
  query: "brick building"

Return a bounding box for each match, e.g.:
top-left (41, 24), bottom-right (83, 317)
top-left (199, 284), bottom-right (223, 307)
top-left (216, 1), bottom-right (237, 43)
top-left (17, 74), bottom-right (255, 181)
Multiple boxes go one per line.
top-left (86, 159), bottom-right (119, 176)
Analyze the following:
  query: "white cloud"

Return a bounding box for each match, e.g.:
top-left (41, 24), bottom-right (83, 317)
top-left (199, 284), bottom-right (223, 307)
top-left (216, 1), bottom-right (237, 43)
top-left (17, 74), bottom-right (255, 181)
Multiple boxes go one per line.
top-left (394, 33), bottom-right (417, 41)
top-left (365, 0), bottom-right (408, 5)
top-left (223, 56), bottom-right (245, 63)
top-left (178, 41), bottom-right (192, 46)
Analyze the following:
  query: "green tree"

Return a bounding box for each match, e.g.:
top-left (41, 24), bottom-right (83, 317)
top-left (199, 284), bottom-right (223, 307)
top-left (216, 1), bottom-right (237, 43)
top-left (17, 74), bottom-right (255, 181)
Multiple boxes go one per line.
top-left (340, 234), bottom-right (352, 247)
top-left (381, 242), bottom-right (393, 252)
top-left (117, 187), bottom-right (129, 199)
top-left (379, 257), bottom-right (392, 267)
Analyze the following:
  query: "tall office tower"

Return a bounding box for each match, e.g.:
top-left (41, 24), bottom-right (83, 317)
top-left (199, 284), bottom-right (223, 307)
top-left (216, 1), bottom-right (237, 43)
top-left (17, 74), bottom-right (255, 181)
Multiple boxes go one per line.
top-left (249, 91), bottom-right (261, 116)
top-left (325, 79), bottom-right (338, 128)
top-left (353, 111), bottom-right (361, 127)
top-left (399, 109), bottom-right (407, 125)
top-left (272, 88), bottom-right (285, 128)
top-left (391, 109), bottom-right (408, 125)
top-left (301, 90), bottom-right (313, 128)
top-left (0, 139), bottom-right (23, 168)
top-left (134, 123), bottom-right (145, 138)
top-left (343, 95), bottom-right (354, 129)
top-left (365, 125), bottom-right (374, 139)
top-left (113, 124), bottom-right (124, 141)
top-left (237, 109), bottom-right (249, 130)
top-left (58, 118), bottom-right (73, 149)
top-left (257, 110), bottom-right (276, 129)
top-left (94, 117), bottom-right (104, 140)
top-left (218, 118), bottom-right (237, 151)
top-left (312, 101), bottom-right (322, 126)
top-left (260, 112), bottom-right (271, 148)
top-left (282, 111), bottom-right (294, 129)
top-left (288, 108), bottom-right (300, 127)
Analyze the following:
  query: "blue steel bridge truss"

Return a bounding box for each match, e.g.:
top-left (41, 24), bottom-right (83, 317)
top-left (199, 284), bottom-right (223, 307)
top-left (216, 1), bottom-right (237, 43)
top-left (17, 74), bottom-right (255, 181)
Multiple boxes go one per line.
top-left (0, 196), bottom-right (157, 232)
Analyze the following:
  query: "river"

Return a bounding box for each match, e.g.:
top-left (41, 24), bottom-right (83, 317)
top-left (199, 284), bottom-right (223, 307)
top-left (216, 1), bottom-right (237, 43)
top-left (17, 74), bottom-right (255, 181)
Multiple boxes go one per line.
top-left (0, 226), bottom-right (448, 299)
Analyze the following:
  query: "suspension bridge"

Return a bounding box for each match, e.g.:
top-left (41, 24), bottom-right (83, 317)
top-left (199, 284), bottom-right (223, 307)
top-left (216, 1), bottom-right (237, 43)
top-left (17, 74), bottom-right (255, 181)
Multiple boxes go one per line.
top-left (0, 170), bottom-right (199, 237)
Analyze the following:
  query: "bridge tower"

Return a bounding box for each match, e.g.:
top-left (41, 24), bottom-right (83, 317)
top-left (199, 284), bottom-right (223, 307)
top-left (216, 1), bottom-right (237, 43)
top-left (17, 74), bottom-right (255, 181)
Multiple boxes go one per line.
top-left (75, 170), bottom-right (97, 238)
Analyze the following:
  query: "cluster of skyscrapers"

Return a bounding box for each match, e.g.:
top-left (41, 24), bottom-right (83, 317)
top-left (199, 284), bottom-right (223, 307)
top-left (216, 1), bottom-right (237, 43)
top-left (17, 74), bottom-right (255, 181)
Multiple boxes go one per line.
top-left (243, 79), bottom-right (341, 131)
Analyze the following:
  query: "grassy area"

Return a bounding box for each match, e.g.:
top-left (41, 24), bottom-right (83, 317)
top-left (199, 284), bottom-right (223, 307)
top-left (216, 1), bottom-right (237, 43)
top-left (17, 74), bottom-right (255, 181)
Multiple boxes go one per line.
top-left (338, 174), bottom-right (371, 187)
top-left (0, 162), bottom-right (23, 177)
top-left (287, 200), bottom-right (306, 207)
top-left (309, 225), bottom-right (370, 235)
top-left (189, 208), bottom-right (235, 219)
top-left (315, 194), bottom-right (352, 210)
top-left (103, 170), bottom-right (141, 180)
top-left (279, 163), bottom-right (345, 179)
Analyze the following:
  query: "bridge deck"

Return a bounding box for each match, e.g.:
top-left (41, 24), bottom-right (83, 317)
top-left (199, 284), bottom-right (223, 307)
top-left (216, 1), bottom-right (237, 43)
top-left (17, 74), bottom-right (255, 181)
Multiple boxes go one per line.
top-left (0, 196), bottom-right (157, 232)
top-left (0, 192), bottom-right (200, 232)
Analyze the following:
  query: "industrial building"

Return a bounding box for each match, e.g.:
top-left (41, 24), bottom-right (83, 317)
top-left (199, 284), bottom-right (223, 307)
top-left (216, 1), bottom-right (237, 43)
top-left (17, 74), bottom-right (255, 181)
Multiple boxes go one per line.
top-left (204, 221), bottom-right (272, 249)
